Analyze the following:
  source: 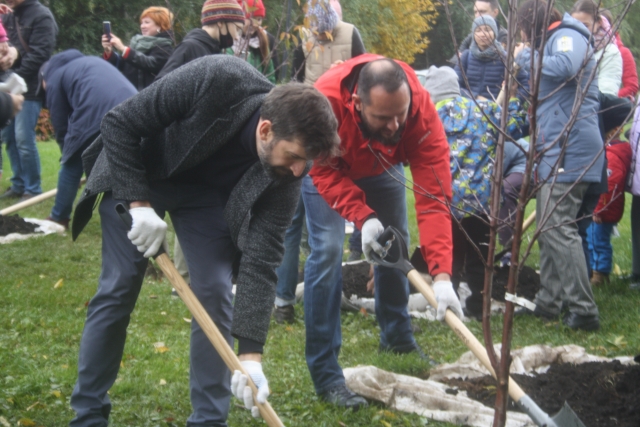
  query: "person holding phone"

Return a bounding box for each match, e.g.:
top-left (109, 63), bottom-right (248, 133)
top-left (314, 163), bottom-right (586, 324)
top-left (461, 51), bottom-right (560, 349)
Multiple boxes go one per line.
top-left (102, 7), bottom-right (174, 90)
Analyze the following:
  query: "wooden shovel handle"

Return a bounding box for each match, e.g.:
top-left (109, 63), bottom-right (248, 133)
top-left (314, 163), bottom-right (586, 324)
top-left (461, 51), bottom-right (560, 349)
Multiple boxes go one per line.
top-left (155, 253), bottom-right (284, 427)
top-left (407, 270), bottom-right (526, 402)
top-left (0, 178), bottom-right (87, 216)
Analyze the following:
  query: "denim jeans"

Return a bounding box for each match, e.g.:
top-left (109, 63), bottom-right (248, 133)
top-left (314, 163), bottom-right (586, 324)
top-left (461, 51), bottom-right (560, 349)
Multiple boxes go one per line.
top-left (50, 149), bottom-right (84, 221)
top-left (576, 190), bottom-right (600, 278)
top-left (301, 165), bottom-right (415, 394)
top-left (2, 99), bottom-right (42, 195)
top-left (275, 196), bottom-right (305, 306)
top-left (587, 222), bottom-right (614, 275)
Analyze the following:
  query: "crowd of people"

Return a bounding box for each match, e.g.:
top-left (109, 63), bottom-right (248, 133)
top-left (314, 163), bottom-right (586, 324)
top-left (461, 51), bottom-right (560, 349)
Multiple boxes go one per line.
top-left (0, 0), bottom-right (639, 425)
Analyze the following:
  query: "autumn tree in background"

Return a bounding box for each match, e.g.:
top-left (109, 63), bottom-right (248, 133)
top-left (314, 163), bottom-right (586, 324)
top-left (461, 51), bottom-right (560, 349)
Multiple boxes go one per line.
top-left (341, 0), bottom-right (438, 63)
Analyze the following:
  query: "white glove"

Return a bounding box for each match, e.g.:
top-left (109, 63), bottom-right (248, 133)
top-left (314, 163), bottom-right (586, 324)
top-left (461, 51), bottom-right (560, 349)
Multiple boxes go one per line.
top-left (432, 280), bottom-right (464, 321)
top-left (127, 207), bottom-right (168, 258)
top-left (231, 361), bottom-right (269, 418)
top-left (361, 218), bottom-right (385, 263)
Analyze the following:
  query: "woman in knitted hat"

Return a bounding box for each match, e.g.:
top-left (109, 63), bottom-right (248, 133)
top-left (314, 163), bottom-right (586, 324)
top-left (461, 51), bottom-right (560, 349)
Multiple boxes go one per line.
top-left (155, 0), bottom-right (245, 80)
top-left (228, 0), bottom-right (280, 83)
top-left (102, 7), bottom-right (174, 90)
top-left (454, 14), bottom-right (529, 101)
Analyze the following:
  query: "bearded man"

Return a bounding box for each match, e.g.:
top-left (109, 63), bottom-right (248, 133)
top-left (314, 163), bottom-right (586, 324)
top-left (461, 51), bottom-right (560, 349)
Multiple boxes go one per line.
top-left (298, 55), bottom-right (463, 409)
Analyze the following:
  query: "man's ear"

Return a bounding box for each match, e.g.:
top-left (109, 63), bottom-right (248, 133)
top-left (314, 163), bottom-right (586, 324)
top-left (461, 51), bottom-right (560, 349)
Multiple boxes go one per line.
top-left (352, 94), bottom-right (362, 112)
top-left (258, 119), bottom-right (272, 142)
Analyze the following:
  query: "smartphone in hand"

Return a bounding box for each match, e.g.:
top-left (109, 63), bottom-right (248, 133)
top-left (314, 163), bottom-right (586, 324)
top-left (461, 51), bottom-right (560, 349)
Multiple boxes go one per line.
top-left (103, 21), bottom-right (111, 41)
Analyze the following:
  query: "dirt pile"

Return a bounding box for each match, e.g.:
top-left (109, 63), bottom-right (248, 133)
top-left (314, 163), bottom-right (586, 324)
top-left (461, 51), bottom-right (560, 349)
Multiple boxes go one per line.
top-left (443, 360), bottom-right (640, 427)
top-left (0, 215), bottom-right (39, 236)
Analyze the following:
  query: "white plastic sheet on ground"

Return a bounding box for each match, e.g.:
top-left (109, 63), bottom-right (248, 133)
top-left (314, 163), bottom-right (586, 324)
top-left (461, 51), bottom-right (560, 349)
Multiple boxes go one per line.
top-left (344, 344), bottom-right (635, 427)
top-left (0, 218), bottom-right (65, 244)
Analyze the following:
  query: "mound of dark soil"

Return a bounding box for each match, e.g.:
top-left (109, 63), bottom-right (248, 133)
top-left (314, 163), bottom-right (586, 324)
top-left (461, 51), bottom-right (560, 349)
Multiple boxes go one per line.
top-left (343, 262), bottom-right (374, 299)
top-left (443, 360), bottom-right (640, 427)
top-left (0, 214), bottom-right (38, 236)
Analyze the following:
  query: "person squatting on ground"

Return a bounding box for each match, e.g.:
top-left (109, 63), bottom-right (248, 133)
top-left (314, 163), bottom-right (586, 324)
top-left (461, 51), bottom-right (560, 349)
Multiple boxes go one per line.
top-left (296, 54), bottom-right (463, 409)
top-left (587, 132), bottom-right (632, 286)
top-left (102, 6), bottom-right (174, 91)
top-left (228, 0), bottom-right (280, 83)
top-left (0, 0), bottom-right (57, 201)
top-left (514, 0), bottom-right (603, 331)
top-left (39, 49), bottom-right (137, 230)
top-left (274, 0), bottom-right (366, 324)
top-left (421, 65), bottom-right (523, 320)
top-left (155, 0), bottom-right (244, 81)
top-left (67, 55), bottom-right (340, 427)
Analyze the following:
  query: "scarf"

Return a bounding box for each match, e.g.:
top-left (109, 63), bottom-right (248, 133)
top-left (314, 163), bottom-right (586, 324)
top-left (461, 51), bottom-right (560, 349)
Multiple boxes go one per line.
top-left (469, 39), bottom-right (504, 61)
top-left (129, 33), bottom-right (173, 54)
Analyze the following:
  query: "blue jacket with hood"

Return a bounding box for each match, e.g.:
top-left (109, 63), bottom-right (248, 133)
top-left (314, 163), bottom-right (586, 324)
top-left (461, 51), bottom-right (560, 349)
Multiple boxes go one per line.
top-left (515, 13), bottom-right (603, 183)
top-left (43, 49), bottom-right (137, 163)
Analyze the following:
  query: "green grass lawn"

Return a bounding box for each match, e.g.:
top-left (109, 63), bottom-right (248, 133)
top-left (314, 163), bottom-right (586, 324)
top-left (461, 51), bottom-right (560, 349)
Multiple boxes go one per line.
top-left (1, 142), bottom-right (639, 426)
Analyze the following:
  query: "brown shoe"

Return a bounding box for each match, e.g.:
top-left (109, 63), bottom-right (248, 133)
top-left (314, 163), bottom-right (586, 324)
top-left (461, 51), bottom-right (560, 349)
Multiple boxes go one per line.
top-left (590, 271), bottom-right (609, 286)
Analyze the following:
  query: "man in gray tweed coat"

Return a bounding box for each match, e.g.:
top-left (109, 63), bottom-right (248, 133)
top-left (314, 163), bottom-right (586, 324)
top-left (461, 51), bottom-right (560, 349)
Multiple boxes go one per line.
top-left (68, 55), bottom-right (339, 427)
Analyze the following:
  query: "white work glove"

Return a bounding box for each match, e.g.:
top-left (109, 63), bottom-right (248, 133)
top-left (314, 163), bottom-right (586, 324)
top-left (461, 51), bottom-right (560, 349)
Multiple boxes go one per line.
top-left (432, 280), bottom-right (464, 321)
top-left (231, 361), bottom-right (270, 418)
top-left (127, 207), bottom-right (168, 258)
top-left (361, 218), bottom-right (385, 263)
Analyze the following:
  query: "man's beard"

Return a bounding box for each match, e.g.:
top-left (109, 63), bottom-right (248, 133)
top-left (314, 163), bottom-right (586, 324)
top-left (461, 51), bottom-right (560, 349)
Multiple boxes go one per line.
top-left (359, 114), bottom-right (405, 146)
top-left (258, 140), bottom-right (293, 179)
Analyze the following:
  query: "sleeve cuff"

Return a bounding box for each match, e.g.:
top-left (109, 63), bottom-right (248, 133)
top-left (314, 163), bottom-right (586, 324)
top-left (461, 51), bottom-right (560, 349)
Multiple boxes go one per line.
top-left (103, 51), bottom-right (112, 60)
top-left (122, 47), bottom-right (131, 59)
top-left (237, 337), bottom-right (264, 355)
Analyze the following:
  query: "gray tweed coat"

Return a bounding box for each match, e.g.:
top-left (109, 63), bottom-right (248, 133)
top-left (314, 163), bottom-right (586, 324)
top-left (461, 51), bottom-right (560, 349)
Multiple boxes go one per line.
top-left (72, 55), bottom-right (307, 345)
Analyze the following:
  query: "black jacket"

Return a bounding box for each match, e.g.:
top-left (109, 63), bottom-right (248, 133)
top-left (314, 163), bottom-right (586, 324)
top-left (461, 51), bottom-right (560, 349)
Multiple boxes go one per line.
top-left (44, 50), bottom-right (137, 163)
top-left (155, 29), bottom-right (221, 81)
top-left (0, 92), bottom-right (14, 127)
top-left (73, 56), bottom-right (306, 345)
top-left (105, 31), bottom-right (174, 91)
top-left (1, 0), bottom-right (57, 100)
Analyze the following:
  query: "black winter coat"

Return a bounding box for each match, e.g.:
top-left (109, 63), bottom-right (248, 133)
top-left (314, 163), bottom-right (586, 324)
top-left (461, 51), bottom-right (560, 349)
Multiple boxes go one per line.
top-left (105, 31), bottom-right (174, 90)
top-left (155, 29), bottom-right (221, 81)
top-left (1, 0), bottom-right (57, 100)
top-left (0, 92), bottom-right (14, 127)
top-left (43, 50), bottom-right (137, 163)
top-left (73, 56), bottom-right (306, 345)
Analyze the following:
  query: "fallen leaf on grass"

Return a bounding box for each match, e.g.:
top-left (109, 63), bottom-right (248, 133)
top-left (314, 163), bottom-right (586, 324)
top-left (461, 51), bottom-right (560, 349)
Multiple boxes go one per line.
top-left (0, 416), bottom-right (10, 427)
top-left (359, 307), bottom-right (368, 317)
top-left (18, 419), bottom-right (36, 427)
top-left (154, 342), bottom-right (169, 353)
top-left (285, 326), bottom-right (293, 332)
top-left (161, 311), bottom-right (167, 315)
top-left (51, 390), bottom-right (62, 398)
top-left (380, 421), bottom-right (392, 427)
top-left (26, 401), bottom-right (42, 411)
top-left (183, 318), bottom-right (191, 323)
top-left (149, 295), bottom-right (158, 299)
top-left (39, 275), bottom-right (45, 279)
top-left (159, 379), bottom-right (167, 385)
top-left (53, 279), bottom-right (63, 289)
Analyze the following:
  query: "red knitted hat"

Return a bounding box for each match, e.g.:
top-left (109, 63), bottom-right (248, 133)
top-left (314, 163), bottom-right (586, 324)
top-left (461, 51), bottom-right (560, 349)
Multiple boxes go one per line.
top-left (201, 0), bottom-right (245, 26)
top-left (245, 0), bottom-right (266, 19)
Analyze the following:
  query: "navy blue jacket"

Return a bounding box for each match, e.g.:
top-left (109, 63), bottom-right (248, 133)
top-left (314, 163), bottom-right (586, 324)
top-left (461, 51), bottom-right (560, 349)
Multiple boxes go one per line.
top-left (43, 49), bottom-right (137, 163)
top-left (455, 49), bottom-right (529, 100)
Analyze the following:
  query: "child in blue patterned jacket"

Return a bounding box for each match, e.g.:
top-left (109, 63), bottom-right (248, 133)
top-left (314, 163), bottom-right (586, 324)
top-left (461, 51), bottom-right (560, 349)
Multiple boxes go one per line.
top-left (421, 65), bottom-right (524, 319)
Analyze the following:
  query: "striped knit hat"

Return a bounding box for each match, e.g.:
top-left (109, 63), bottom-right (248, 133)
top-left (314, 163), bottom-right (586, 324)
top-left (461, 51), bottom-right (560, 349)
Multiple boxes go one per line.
top-left (201, 0), bottom-right (245, 26)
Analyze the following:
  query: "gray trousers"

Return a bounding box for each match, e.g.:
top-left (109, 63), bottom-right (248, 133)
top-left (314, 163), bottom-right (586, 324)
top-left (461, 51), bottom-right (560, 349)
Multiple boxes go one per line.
top-left (70, 183), bottom-right (236, 427)
top-left (535, 183), bottom-right (598, 316)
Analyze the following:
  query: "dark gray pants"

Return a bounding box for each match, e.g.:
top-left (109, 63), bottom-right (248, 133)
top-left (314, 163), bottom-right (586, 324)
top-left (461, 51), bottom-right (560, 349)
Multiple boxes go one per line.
top-left (70, 183), bottom-right (236, 427)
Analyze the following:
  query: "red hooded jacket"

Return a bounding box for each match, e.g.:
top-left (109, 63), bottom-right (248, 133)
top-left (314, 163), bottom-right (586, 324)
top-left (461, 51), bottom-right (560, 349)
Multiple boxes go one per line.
top-left (595, 140), bottom-right (632, 223)
top-left (311, 54), bottom-right (453, 276)
top-left (615, 34), bottom-right (638, 100)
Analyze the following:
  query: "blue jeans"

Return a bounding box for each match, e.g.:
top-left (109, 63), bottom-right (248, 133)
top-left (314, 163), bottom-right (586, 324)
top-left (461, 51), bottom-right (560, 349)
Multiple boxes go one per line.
top-left (50, 149), bottom-right (85, 221)
top-left (577, 190), bottom-right (600, 278)
top-left (275, 196), bottom-right (305, 306)
top-left (587, 222), bottom-right (614, 275)
top-left (2, 100), bottom-right (42, 195)
top-left (301, 165), bottom-right (415, 394)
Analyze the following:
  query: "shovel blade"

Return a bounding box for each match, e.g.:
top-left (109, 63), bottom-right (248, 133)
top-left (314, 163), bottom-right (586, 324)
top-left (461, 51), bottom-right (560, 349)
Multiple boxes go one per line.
top-left (551, 402), bottom-right (586, 427)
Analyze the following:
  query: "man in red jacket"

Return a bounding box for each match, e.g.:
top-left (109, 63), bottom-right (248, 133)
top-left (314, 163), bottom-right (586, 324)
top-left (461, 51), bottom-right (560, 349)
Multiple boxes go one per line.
top-left (300, 54), bottom-right (463, 409)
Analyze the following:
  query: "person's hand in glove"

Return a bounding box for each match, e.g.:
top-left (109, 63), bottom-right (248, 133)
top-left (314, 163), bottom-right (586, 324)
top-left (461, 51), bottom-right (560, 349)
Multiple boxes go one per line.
top-left (127, 206), bottom-right (167, 258)
top-left (231, 361), bottom-right (270, 418)
top-left (361, 218), bottom-right (385, 263)
top-left (432, 280), bottom-right (463, 321)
